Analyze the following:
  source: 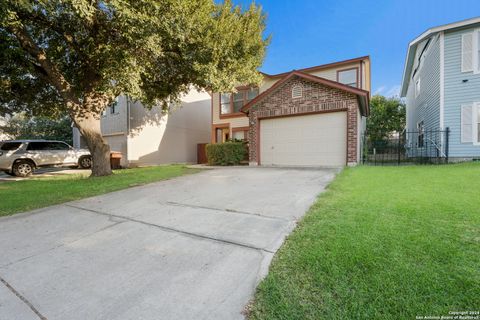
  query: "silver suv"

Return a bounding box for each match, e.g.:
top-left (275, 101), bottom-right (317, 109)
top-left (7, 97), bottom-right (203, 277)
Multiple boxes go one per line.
top-left (0, 140), bottom-right (91, 177)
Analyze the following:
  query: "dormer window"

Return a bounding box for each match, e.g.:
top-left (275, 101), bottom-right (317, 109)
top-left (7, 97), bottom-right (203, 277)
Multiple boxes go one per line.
top-left (292, 84), bottom-right (302, 99)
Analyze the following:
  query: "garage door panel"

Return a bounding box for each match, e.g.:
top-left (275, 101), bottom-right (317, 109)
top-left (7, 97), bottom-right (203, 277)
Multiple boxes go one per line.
top-left (260, 112), bottom-right (346, 167)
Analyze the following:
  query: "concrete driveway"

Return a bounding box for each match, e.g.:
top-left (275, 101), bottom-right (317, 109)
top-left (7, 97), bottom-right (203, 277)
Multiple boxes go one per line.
top-left (0, 167), bottom-right (338, 320)
top-left (0, 167), bottom-right (90, 182)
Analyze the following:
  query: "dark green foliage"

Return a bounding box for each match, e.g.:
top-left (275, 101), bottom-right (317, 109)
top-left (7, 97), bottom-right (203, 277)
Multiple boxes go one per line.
top-left (206, 141), bottom-right (247, 166)
top-left (0, 0), bottom-right (269, 116)
top-left (367, 95), bottom-right (406, 141)
top-left (0, 113), bottom-right (72, 144)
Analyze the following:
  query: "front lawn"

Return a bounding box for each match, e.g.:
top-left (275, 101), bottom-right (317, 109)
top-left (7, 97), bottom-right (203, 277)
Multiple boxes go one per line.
top-left (249, 163), bottom-right (480, 320)
top-left (0, 165), bottom-right (199, 217)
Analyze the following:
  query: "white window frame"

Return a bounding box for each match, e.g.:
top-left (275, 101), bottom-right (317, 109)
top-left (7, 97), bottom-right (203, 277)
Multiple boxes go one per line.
top-left (415, 78), bottom-right (421, 97)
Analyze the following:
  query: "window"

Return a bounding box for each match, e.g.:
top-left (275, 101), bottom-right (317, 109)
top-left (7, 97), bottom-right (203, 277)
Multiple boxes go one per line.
top-left (48, 142), bottom-right (70, 150)
top-left (232, 128), bottom-right (248, 141)
top-left (26, 142), bottom-right (49, 151)
top-left (415, 78), bottom-right (421, 97)
top-left (219, 87), bottom-right (259, 115)
top-left (215, 127), bottom-right (229, 143)
top-left (26, 142), bottom-right (70, 151)
top-left (0, 142), bottom-right (22, 151)
top-left (477, 30), bottom-right (480, 73)
top-left (110, 97), bottom-right (119, 114)
top-left (462, 33), bottom-right (474, 72)
top-left (462, 30), bottom-right (480, 73)
top-left (220, 93), bottom-right (231, 115)
top-left (461, 104), bottom-right (473, 143)
top-left (337, 68), bottom-right (358, 87)
top-left (461, 103), bottom-right (480, 144)
top-left (291, 84), bottom-right (302, 99)
top-left (417, 121), bottom-right (424, 148)
top-left (233, 92), bottom-right (244, 113)
top-left (477, 103), bottom-right (480, 143)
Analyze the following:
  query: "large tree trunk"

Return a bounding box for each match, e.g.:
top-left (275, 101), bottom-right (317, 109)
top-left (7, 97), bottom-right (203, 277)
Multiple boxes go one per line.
top-left (73, 112), bottom-right (112, 177)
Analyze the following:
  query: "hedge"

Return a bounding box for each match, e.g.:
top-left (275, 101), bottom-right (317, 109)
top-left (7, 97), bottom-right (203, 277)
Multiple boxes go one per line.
top-left (205, 141), bottom-right (248, 166)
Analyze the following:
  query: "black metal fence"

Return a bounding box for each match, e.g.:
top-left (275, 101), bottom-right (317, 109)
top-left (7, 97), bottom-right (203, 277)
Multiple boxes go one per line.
top-left (362, 128), bottom-right (450, 165)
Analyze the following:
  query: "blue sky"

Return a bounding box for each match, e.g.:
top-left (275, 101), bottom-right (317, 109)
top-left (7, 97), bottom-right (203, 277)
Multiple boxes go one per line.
top-left (232, 0), bottom-right (480, 97)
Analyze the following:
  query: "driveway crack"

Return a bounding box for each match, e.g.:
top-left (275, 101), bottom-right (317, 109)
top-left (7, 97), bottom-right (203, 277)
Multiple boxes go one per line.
top-left (0, 276), bottom-right (48, 320)
top-left (65, 204), bottom-right (275, 254)
top-left (164, 201), bottom-right (291, 222)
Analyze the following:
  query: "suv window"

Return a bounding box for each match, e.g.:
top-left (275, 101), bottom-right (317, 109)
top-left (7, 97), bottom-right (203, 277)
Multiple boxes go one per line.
top-left (26, 142), bottom-right (49, 151)
top-left (48, 142), bottom-right (70, 150)
top-left (27, 142), bottom-right (70, 151)
top-left (0, 142), bottom-right (22, 151)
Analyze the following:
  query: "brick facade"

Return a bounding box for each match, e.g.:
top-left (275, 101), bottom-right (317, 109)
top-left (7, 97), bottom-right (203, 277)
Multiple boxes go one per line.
top-left (247, 76), bottom-right (359, 165)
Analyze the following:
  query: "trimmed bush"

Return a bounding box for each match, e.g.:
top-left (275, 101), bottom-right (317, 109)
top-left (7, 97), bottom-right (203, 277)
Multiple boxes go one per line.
top-left (206, 141), bottom-right (248, 166)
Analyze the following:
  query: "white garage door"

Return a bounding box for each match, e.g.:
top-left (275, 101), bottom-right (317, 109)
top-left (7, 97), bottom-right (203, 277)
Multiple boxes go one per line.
top-left (260, 112), bottom-right (347, 167)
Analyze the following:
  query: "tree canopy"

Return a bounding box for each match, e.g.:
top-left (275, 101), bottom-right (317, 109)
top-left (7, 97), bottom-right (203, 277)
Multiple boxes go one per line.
top-left (0, 113), bottom-right (73, 144)
top-left (0, 0), bottom-right (269, 175)
top-left (366, 95), bottom-right (406, 141)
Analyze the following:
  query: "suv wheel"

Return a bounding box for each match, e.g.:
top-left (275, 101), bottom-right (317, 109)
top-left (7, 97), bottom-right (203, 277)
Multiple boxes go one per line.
top-left (13, 160), bottom-right (34, 177)
top-left (79, 156), bottom-right (92, 169)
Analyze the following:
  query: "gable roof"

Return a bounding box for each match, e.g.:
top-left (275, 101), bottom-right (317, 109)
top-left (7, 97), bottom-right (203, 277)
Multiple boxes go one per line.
top-left (261, 56), bottom-right (370, 79)
top-left (241, 70), bottom-right (370, 116)
top-left (400, 16), bottom-right (480, 97)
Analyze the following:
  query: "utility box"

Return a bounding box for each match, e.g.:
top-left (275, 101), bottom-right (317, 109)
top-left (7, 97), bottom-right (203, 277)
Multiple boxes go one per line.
top-left (110, 151), bottom-right (123, 169)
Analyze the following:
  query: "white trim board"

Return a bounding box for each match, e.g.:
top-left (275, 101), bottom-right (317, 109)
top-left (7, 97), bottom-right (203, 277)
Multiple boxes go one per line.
top-left (440, 31), bottom-right (445, 130)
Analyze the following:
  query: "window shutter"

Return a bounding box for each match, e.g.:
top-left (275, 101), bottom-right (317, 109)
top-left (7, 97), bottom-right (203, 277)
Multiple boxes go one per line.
top-left (476, 31), bottom-right (480, 73)
top-left (461, 104), bottom-right (473, 143)
top-left (462, 33), bottom-right (473, 72)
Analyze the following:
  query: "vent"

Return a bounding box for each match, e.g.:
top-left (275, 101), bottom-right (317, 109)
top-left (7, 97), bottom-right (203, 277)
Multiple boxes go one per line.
top-left (292, 84), bottom-right (302, 99)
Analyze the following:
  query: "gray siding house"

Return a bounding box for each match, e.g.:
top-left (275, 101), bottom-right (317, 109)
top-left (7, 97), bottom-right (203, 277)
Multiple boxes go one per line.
top-left (73, 88), bottom-right (211, 167)
top-left (401, 17), bottom-right (480, 161)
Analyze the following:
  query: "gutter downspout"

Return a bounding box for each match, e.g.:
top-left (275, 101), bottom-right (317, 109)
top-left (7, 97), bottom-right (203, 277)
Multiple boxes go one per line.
top-left (126, 95), bottom-right (131, 167)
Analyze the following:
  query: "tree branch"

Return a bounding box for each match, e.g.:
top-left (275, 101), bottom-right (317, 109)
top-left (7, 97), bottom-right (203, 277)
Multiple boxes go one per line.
top-left (8, 23), bottom-right (80, 108)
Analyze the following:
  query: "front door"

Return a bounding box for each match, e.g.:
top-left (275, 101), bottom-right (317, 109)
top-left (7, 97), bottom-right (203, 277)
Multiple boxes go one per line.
top-left (215, 128), bottom-right (230, 143)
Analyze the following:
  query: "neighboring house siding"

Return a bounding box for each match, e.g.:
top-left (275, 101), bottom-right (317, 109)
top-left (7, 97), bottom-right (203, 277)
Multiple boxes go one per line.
top-left (444, 26), bottom-right (480, 157)
top-left (101, 95), bottom-right (128, 135)
top-left (406, 35), bottom-right (441, 132)
top-left (127, 89), bottom-right (211, 166)
top-left (73, 89), bottom-right (211, 166)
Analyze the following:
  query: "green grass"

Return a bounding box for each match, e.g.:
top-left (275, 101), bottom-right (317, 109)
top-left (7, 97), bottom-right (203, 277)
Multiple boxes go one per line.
top-left (249, 163), bottom-right (480, 320)
top-left (0, 165), bottom-right (200, 217)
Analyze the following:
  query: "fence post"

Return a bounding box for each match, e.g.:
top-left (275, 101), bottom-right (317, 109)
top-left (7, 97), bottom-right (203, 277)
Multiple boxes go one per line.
top-left (397, 136), bottom-right (401, 165)
top-left (445, 127), bottom-right (450, 163)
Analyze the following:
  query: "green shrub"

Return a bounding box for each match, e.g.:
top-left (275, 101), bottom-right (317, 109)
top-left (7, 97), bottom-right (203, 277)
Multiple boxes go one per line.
top-left (206, 141), bottom-right (248, 166)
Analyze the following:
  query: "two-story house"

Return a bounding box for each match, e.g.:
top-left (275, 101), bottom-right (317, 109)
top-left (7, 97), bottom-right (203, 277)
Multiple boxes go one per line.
top-left (73, 88), bottom-right (211, 167)
top-left (211, 56), bottom-right (371, 167)
top-left (401, 17), bottom-right (480, 161)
